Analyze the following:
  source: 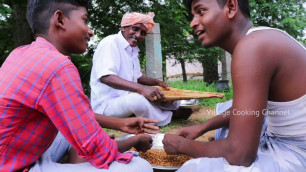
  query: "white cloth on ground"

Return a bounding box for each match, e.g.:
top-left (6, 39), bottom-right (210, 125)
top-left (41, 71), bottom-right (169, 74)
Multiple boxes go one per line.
top-left (90, 31), bottom-right (179, 126)
top-left (178, 97), bottom-right (306, 172)
top-left (29, 132), bottom-right (153, 172)
top-left (103, 93), bottom-right (179, 126)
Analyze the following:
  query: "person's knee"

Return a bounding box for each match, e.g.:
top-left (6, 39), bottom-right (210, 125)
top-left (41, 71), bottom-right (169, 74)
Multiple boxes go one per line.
top-left (130, 157), bottom-right (153, 172)
top-left (126, 94), bottom-right (150, 112)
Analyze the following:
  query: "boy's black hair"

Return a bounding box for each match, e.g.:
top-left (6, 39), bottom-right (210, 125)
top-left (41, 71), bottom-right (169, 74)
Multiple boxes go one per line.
top-left (183, 0), bottom-right (250, 18)
top-left (26, 0), bottom-right (91, 35)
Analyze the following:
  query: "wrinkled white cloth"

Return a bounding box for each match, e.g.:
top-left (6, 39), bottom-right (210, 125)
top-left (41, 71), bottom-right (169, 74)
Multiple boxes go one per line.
top-left (90, 31), bottom-right (179, 126)
top-left (178, 97), bottom-right (306, 172)
top-left (29, 132), bottom-right (153, 172)
top-left (90, 31), bottom-right (142, 114)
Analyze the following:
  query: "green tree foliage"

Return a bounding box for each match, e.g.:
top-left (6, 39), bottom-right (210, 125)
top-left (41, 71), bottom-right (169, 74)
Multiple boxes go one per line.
top-left (89, 0), bottom-right (150, 38)
top-left (0, 0), bottom-right (33, 65)
top-left (0, 0), bottom-right (305, 91)
top-left (0, 2), bottom-right (14, 65)
top-left (70, 53), bottom-right (93, 96)
top-left (150, 0), bottom-right (194, 82)
top-left (87, 0), bottom-right (151, 67)
top-left (250, 0), bottom-right (305, 43)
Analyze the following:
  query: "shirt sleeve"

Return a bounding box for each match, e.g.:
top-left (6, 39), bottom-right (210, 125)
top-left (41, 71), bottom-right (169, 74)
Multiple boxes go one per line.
top-left (133, 57), bottom-right (143, 80)
top-left (92, 40), bottom-right (121, 81)
top-left (37, 64), bottom-right (133, 169)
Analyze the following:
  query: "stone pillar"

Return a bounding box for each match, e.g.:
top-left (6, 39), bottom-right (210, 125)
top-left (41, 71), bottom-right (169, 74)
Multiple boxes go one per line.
top-left (145, 23), bottom-right (163, 80)
top-left (220, 49), bottom-right (232, 80)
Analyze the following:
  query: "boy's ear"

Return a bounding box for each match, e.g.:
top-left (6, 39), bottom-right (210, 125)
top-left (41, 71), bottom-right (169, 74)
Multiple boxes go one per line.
top-left (225, 0), bottom-right (238, 19)
top-left (53, 10), bottom-right (66, 30)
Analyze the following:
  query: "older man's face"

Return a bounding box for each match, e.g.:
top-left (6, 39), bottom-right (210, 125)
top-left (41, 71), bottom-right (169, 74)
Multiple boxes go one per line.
top-left (122, 23), bottom-right (148, 47)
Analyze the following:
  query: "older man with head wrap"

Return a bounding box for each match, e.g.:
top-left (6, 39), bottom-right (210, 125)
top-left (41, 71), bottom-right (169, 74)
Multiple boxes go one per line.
top-left (90, 12), bottom-right (180, 126)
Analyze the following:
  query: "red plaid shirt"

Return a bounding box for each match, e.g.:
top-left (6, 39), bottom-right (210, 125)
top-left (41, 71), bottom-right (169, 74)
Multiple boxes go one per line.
top-left (0, 37), bottom-right (133, 171)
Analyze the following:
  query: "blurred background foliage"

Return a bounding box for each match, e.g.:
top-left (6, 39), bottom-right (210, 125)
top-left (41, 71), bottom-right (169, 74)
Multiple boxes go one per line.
top-left (1, 0), bottom-right (305, 96)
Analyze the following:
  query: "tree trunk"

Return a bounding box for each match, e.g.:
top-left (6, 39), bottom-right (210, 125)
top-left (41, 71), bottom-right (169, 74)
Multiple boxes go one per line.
top-left (10, 1), bottom-right (34, 48)
top-left (179, 58), bottom-right (187, 82)
top-left (200, 56), bottom-right (219, 84)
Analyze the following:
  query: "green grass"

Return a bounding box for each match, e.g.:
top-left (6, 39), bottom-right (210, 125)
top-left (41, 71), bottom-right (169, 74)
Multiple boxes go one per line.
top-left (159, 122), bottom-right (182, 133)
top-left (198, 117), bottom-right (209, 123)
top-left (103, 128), bottom-right (125, 137)
top-left (103, 80), bottom-right (233, 138)
top-left (167, 80), bottom-right (233, 108)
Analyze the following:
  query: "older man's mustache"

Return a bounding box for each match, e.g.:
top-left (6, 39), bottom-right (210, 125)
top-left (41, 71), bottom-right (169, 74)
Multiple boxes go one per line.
top-left (129, 35), bottom-right (140, 43)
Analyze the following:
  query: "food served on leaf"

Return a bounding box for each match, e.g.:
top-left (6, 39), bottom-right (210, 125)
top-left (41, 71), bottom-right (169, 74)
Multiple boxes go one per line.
top-left (153, 86), bottom-right (224, 101)
top-left (131, 148), bottom-right (192, 167)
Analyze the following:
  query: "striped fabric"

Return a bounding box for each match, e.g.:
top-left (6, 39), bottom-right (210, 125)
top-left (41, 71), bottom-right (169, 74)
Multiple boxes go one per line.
top-left (0, 37), bottom-right (132, 171)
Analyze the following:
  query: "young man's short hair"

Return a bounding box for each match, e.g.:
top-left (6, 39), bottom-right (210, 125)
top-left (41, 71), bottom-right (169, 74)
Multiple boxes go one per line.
top-left (183, 0), bottom-right (250, 18)
top-left (26, 0), bottom-right (91, 35)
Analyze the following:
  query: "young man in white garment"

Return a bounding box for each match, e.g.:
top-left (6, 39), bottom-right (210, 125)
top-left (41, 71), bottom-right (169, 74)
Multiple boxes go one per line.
top-left (162, 0), bottom-right (306, 171)
top-left (90, 12), bottom-right (180, 126)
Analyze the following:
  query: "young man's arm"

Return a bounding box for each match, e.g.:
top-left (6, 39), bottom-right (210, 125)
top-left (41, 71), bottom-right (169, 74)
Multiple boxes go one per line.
top-left (176, 109), bottom-right (231, 140)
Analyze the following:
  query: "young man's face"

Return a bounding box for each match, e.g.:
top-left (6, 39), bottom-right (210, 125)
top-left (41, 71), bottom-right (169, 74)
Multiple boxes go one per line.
top-left (122, 24), bottom-right (148, 47)
top-left (190, 0), bottom-right (228, 48)
top-left (63, 7), bottom-right (94, 54)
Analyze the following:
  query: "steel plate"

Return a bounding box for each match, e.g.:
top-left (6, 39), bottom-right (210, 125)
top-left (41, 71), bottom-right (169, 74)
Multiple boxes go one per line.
top-left (116, 134), bottom-right (181, 170)
top-left (180, 99), bottom-right (202, 107)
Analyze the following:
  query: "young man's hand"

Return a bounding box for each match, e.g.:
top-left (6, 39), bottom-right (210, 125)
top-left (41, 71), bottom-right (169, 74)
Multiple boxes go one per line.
top-left (176, 124), bottom-right (205, 140)
top-left (121, 117), bottom-right (159, 134)
top-left (134, 134), bottom-right (153, 152)
top-left (162, 134), bottom-right (185, 155)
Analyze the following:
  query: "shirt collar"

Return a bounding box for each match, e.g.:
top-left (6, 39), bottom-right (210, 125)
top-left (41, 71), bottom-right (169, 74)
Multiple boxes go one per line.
top-left (117, 31), bottom-right (140, 54)
top-left (35, 37), bottom-right (71, 59)
top-left (35, 37), bottom-right (58, 51)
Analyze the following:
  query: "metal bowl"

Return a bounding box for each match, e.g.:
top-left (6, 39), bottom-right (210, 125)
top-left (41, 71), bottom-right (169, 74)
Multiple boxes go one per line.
top-left (180, 99), bottom-right (202, 107)
top-left (116, 134), bottom-right (180, 171)
top-left (116, 133), bottom-right (164, 148)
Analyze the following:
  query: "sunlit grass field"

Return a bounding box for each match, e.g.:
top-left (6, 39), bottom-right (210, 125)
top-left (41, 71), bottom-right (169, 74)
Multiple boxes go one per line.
top-left (104, 79), bottom-right (233, 137)
top-left (168, 79), bottom-right (233, 108)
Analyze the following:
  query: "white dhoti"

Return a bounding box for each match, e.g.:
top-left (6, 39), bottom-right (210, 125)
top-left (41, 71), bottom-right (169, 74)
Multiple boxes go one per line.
top-left (177, 100), bottom-right (306, 172)
top-left (99, 93), bottom-right (180, 126)
top-left (29, 132), bottom-right (153, 172)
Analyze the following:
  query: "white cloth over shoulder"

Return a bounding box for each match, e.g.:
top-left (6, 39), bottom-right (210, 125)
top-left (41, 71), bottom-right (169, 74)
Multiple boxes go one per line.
top-left (178, 97), bottom-right (306, 172)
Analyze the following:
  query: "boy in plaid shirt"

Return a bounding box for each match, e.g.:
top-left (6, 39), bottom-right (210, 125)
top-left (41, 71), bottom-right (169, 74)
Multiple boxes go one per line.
top-left (0, 0), bottom-right (158, 171)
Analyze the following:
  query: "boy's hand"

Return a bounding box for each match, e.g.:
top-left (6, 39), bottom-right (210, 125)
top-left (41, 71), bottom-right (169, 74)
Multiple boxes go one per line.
top-left (134, 134), bottom-right (153, 152)
top-left (121, 117), bottom-right (159, 134)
